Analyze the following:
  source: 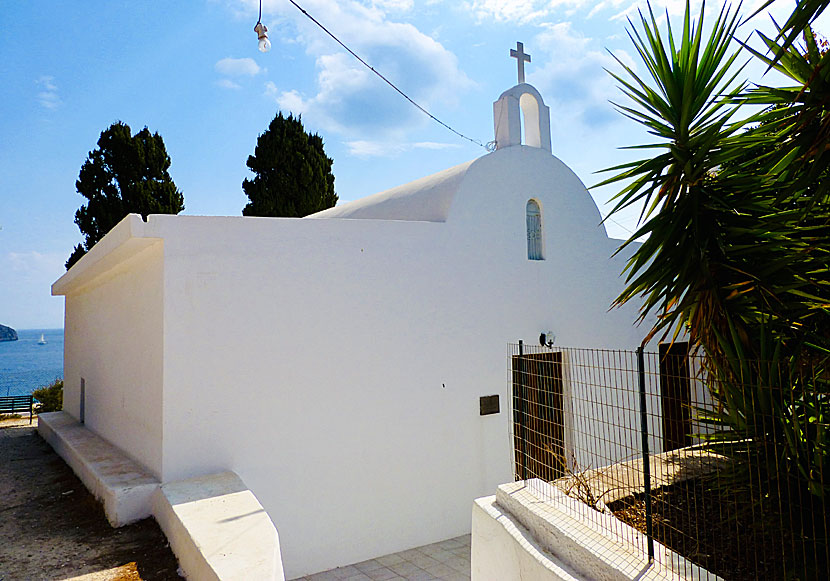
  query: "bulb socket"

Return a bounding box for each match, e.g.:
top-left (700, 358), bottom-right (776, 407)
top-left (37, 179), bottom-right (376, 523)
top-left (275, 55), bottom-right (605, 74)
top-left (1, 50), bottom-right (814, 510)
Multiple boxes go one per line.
top-left (254, 22), bottom-right (269, 41)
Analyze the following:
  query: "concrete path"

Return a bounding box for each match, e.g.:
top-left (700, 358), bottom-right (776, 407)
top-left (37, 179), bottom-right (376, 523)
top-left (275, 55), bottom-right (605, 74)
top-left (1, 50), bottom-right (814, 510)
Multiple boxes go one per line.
top-left (290, 535), bottom-right (471, 581)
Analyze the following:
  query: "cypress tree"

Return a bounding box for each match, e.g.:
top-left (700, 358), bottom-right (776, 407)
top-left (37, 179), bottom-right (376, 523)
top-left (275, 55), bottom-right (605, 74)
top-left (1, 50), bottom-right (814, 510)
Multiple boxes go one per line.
top-left (67, 122), bottom-right (184, 269)
top-left (242, 112), bottom-right (337, 217)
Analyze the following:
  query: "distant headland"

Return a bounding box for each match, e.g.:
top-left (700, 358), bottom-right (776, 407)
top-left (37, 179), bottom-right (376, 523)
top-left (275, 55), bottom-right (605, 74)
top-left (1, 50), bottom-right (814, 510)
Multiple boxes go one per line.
top-left (0, 324), bottom-right (18, 342)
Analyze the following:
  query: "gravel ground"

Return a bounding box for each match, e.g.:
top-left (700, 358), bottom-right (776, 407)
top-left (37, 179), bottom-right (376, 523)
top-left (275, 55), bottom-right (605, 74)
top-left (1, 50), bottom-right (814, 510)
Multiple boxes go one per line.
top-left (0, 418), bottom-right (181, 581)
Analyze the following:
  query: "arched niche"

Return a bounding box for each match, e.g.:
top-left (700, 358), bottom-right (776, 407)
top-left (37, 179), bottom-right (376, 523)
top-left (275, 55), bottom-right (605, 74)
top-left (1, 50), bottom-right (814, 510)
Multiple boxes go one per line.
top-left (519, 93), bottom-right (542, 148)
top-left (493, 83), bottom-right (551, 152)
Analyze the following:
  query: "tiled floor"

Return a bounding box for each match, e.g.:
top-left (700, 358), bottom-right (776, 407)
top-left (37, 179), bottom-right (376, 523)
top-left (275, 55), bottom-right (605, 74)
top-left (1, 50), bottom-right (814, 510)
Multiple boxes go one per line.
top-left (291, 534), bottom-right (471, 581)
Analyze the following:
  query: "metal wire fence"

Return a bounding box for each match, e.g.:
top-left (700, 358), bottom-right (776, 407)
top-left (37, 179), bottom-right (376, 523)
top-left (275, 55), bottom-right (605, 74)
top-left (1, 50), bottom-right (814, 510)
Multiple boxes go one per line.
top-left (508, 342), bottom-right (830, 580)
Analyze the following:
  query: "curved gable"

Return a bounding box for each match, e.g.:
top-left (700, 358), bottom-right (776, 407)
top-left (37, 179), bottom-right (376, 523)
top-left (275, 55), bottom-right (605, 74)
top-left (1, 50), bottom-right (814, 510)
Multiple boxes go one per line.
top-left (307, 160), bottom-right (475, 223)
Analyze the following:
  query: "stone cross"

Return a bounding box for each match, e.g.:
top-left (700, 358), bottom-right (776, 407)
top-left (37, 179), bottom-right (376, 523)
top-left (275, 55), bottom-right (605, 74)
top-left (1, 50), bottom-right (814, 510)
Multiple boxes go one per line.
top-left (510, 41), bottom-right (531, 84)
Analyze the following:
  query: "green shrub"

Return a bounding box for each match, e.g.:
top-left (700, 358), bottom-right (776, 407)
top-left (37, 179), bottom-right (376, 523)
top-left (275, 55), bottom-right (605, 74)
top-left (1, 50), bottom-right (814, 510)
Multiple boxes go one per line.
top-left (33, 379), bottom-right (63, 413)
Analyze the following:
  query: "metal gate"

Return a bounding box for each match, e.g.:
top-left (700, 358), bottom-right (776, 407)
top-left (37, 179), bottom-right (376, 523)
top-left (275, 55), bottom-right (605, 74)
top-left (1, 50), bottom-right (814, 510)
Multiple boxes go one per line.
top-left (511, 342), bottom-right (564, 481)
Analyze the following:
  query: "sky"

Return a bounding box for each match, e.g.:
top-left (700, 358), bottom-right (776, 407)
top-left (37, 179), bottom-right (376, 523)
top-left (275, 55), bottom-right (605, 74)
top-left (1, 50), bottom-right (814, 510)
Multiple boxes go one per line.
top-left (0, 0), bottom-right (825, 329)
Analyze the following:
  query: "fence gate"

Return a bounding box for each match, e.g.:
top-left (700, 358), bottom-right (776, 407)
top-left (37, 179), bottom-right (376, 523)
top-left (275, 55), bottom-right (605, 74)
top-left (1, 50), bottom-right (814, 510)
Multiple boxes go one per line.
top-left (658, 342), bottom-right (692, 452)
top-left (511, 346), bottom-right (564, 481)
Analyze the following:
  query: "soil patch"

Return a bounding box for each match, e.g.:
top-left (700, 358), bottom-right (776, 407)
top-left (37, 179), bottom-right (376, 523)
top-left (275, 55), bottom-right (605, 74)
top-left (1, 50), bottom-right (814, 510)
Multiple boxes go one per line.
top-left (0, 421), bottom-right (181, 581)
top-left (609, 474), bottom-right (829, 580)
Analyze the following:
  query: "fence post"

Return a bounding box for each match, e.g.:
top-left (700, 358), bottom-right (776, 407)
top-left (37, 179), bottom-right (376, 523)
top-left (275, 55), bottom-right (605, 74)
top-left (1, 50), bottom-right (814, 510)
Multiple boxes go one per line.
top-left (637, 346), bottom-right (655, 562)
top-left (517, 340), bottom-right (527, 481)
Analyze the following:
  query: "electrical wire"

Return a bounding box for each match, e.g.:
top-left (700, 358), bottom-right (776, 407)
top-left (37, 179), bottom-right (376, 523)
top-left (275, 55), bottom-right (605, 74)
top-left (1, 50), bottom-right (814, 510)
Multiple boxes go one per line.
top-left (284, 0), bottom-right (490, 151)
top-left (604, 216), bottom-right (635, 235)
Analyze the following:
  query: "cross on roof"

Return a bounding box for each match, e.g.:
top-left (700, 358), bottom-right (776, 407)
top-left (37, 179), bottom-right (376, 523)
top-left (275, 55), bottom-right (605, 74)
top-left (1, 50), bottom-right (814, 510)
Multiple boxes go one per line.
top-left (510, 42), bottom-right (531, 84)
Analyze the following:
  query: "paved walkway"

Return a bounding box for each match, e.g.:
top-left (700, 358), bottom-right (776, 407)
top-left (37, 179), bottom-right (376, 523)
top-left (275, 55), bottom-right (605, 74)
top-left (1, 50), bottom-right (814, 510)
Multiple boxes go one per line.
top-left (291, 535), bottom-right (471, 581)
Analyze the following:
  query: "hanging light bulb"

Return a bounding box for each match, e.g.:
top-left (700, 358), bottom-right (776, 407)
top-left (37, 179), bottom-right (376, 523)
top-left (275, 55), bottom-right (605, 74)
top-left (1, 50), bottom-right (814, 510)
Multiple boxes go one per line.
top-left (254, 22), bottom-right (271, 53)
top-left (254, 0), bottom-right (270, 53)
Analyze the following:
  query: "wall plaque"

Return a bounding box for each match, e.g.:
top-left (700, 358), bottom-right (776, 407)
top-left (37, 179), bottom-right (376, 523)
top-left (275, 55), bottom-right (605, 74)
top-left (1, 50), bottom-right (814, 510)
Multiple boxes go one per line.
top-left (480, 395), bottom-right (500, 416)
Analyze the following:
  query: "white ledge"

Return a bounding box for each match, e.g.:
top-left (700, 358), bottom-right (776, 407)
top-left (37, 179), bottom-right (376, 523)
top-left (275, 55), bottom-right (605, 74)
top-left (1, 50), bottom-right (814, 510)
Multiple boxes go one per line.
top-left (38, 411), bottom-right (159, 527)
top-left (152, 471), bottom-right (284, 581)
top-left (52, 214), bottom-right (161, 296)
top-left (472, 479), bottom-right (721, 581)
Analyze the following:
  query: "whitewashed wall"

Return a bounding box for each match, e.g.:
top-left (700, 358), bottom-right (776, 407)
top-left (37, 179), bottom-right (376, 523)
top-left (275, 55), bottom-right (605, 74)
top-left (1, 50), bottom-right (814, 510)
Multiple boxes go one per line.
top-left (55, 146), bottom-right (648, 578)
top-left (153, 146), bottom-right (644, 577)
top-left (59, 231), bottom-right (165, 479)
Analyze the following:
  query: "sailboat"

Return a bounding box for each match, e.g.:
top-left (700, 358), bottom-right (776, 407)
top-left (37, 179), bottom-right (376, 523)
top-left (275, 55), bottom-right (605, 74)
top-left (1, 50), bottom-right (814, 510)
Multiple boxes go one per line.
top-left (37, 333), bottom-right (47, 345)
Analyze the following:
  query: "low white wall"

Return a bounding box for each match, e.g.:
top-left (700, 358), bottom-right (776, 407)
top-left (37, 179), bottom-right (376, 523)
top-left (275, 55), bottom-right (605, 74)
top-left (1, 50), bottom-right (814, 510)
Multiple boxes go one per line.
top-left (472, 495), bottom-right (582, 581)
top-left (38, 411), bottom-right (160, 527)
top-left (472, 480), bottom-right (721, 581)
top-left (38, 410), bottom-right (284, 580)
top-left (59, 229), bottom-right (165, 479)
top-left (152, 471), bottom-right (284, 581)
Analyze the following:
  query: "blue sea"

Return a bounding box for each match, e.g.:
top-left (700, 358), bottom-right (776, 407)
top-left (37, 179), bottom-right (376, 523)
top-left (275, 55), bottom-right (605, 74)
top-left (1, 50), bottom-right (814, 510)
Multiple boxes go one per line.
top-left (0, 329), bottom-right (63, 397)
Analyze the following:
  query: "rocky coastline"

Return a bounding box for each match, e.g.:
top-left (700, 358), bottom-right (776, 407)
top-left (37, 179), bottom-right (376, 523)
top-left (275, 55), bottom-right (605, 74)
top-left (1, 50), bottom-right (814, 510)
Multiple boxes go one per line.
top-left (0, 324), bottom-right (18, 342)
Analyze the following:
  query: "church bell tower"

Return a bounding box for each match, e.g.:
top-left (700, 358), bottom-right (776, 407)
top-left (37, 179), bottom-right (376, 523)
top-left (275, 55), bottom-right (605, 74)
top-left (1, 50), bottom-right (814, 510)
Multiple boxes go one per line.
top-left (493, 42), bottom-right (552, 153)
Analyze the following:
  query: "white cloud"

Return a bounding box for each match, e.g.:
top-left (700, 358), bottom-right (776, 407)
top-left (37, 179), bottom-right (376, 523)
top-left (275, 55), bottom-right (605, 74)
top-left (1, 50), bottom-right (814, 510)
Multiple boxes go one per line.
top-left (465, 0), bottom-right (598, 23)
top-left (371, 0), bottom-right (413, 11)
top-left (37, 76), bottom-right (57, 91)
top-left (7, 251), bottom-right (65, 278)
top-left (587, 1), bottom-right (631, 19)
top-left (265, 83), bottom-right (307, 116)
top-left (216, 78), bottom-right (242, 90)
top-left (609, 0), bottom-right (704, 22)
top-left (466, 0), bottom-right (551, 24)
top-left (346, 140), bottom-right (405, 157)
top-left (0, 251), bottom-right (66, 329)
top-left (461, 0), bottom-right (710, 24)
top-left (244, 0), bottom-right (472, 139)
top-left (345, 139), bottom-right (460, 157)
top-left (35, 76), bottom-right (61, 110)
top-left (215, 57), bottom-right (262, 76)
top-left (264, 81), bottom-right (279, 99)
top-left (412, 141), bottom-right (460, 150)
top-left (528, 22), bottom-right (632, 129)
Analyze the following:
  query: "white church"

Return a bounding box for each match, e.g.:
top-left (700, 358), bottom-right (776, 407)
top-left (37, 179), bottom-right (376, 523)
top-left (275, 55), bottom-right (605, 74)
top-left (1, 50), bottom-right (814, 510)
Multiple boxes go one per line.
top-left (51, 46), bottom-right (650, 578)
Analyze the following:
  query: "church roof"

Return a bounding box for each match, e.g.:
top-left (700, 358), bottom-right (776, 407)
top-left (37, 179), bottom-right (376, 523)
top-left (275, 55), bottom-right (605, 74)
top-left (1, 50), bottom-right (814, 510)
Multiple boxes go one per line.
top-left (307, 159), bottom-right (475, 223)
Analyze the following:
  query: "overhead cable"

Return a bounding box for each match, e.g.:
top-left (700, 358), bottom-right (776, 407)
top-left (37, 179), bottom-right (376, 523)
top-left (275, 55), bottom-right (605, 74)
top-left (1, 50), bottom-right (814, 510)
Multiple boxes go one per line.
top-left (285, 0), bottom-right (490, 151)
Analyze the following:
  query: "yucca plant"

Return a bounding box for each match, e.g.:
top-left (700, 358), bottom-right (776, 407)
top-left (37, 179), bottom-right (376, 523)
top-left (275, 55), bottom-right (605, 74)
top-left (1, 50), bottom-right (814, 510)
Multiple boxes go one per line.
top-left (697, 321), bottom-right (830, 498)
top-left (751, 0), bottom-right (830, 65)
top-left (596, 0), bottom-right (751, 355)
top-left (734, 18), bottom-right (830, 353)
top-left (601, 0), bottom-right (830, 498)
top-left (601, 0), bottom-right (830, 356)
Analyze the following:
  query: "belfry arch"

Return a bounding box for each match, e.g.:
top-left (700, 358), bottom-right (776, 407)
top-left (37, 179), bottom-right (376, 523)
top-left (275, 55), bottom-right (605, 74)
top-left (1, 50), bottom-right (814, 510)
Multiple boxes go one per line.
top-left (492, 83), bottom-right (551, 153)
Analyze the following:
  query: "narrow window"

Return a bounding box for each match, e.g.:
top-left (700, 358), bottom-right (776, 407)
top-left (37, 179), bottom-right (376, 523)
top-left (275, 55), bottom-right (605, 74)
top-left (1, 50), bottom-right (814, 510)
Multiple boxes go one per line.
top-left (526, 199), bottom-right (544, 260)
